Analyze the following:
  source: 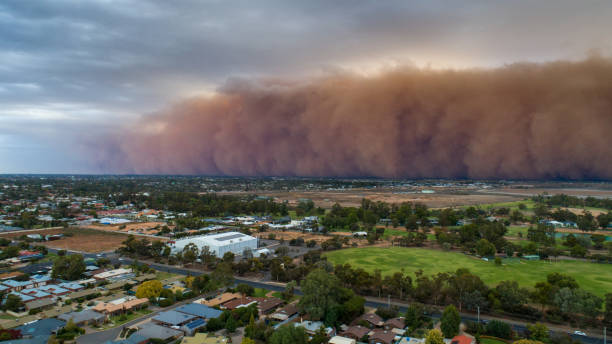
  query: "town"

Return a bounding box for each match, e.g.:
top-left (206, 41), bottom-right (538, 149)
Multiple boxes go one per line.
top-left (0, 176), bottom-right (610, 344)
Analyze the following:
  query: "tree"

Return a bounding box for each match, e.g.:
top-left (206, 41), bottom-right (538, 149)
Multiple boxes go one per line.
top-left (298, 269), bottom-right (341, 322)
top-left (486, 320), bottom-right (512, 339)
top-left (225, 315), bottom-right (237, 333)
top-left (135, 280), bottom-right (163, 299)
top-left (2, 294), bottom-right (24, 312)
top-left (282, 280), bottom-right (296, 301)
top-left (51, 254), bottom-right (86, 281)
top-left (405, 303), bottom-right (430, 331)
top-left (440, 305), bottom-right (460, 338)
top-left (513, 341), bottom-right (545, 344)
top-left (554, 287), bottom-right (602, 319)
top-left (476, 239), bottom-right (496, 257)
top-left (268, 325), bottom-right (308, 344)
top-left (605, 293), bottom-right (612, 326)
top-left (495, 281), bottom-right (528, 312)
top-left (182, 243), bottom-right (198, 265)
top-left (527, 323), bottom-right (550, 344)
top-left (237, 283), bottom-right (254, 297)
top-left (310, 326), bottom-right (329, 344)
top-left (425, 329), bottom-right (445, 344)
top-left (211, 262), bottom-right (234, 288)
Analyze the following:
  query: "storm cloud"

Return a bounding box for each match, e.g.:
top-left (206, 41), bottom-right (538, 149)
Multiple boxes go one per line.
top-left (98, 57), bottom-right (612, 179)
top-left (1, 0), bottom-right (612, 173)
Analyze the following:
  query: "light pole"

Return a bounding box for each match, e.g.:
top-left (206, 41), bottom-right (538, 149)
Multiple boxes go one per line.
top-left (477, 306), bottom-right (480, 323)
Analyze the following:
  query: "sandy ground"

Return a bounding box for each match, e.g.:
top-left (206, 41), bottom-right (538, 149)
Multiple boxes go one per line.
top-left (559, 207), bottom-right (608, 217)
top-left (219, 189), bottom-right (522, 208)
top-left (81, 221), bottom-right (169, 236)
top-left (253, 230), bottom-right (368, 246)
top-left (0, 227), bottom-right (132, 253)
top-left (484, 187), bottom-right (612, 198)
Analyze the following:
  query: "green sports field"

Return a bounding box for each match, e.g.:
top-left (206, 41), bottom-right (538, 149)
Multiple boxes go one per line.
top-left (324, 247), bottom-right (612, 297)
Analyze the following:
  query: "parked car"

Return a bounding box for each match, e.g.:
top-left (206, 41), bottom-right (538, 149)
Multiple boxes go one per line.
top-left (573, 331), bottom-right (586, 336)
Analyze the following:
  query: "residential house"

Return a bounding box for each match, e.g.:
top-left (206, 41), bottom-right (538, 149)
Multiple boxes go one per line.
top-left (368, 329), bottom-right (396, 344)
top-left (58, 309), bottom-right (107, 326)
top-left (152, 310), bottom-right (197, 327)
top-left (38, 284), bottom-right (71, 296)
top-left (341, 325), bottom-right (370, 341)
top-left (15, 318), bottom-right (65, 343)
top-left (26, 297), bottom-right (56, 311)
top-left (257, 297), bottom-right (284, 315)
top-left (198, 292), bottom-right (240, 307)
top-left (355, 313), bottom-right (384, 328)
top-left (270, 304), bottom-right (298, 321)
top-left (329, 336), bottom-right (357, 344)
top-left (221, 296), bottom-right (258, 310)
top-left (174, 303), bottom-right (223, 319)
top-left (130, 323), bottom-right (183, 343)
top-left (93, 298), bottom-right (149, 316)
top-left (384, 317), bottom-right (405, 330)
top-left (19, 288), bottom-right (52, 300)
top-left (3, 279), bottom-right (34, 292)
top-left (93, 268), bottom-right (133, 281)
top-left (451, 335), bottom-right (475, 344)
top-left (293, 320), bottom-right (334, 336)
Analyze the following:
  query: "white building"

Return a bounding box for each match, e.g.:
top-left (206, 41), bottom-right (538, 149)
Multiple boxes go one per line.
top-left (169, 232), bottom-right (257, 258)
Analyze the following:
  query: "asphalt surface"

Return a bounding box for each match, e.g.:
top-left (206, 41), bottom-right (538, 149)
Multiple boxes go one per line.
top-left (18, 249), bottom-right (608, 344)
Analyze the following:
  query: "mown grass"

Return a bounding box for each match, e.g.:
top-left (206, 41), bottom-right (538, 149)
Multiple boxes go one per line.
top-left (324, 247), bottom-right (612, 297)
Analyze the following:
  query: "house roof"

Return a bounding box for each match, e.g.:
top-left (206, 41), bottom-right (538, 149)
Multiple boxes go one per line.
top-left (3, 280), bottom-right (33, 288)
top-left (221, 296), bottom-right (258, 310)
top-left (26, 298), bottom-right (56, 310)
top-left (341, 325), bottom-right (370, 339)
top-left (93, 298), bottom-right (148, 314)
top-left (329, 336), bottom-right (357, 344)
top-left (199, 292), bottom-right (240, 307)
top-left (271, 303), bottom-right (298, 320)
top-left (18, 288), bottom-right (51, 299)
top-left (357, 313), bottom-right (383, 326)
top-left (0, 271), bottom-right (25, 280)
top-left (153, 310), bottom-right (197, 326)
top-left (58, 309), bottom-right (106, 324)
top-left (132, 323), bottom-right (183, 341)
top-left (257, 297), bottom-right (284, 313)
top-left (369, 329), bottom-right (396, 344)
top-left (451, 335), bottom-right (474, 344)
top-left (58, 282), bottom-right (84, 291)
top-left (182, 318), bottom-right (207, 331)
top-left (67, 288), bottom-right (99, 299)
top-left (38, 285), bottom-right (70, 295)
top-left (175, 303), bottom-right (223, 319)
top-left (385, 317), bottom-right (405, 329)
top-left (16, 318), bottom-right (65, 338)
top-left (10, 292), bottom-right (35, 302)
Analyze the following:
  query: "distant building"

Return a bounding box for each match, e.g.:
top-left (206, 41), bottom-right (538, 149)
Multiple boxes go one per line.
top-left (169, 232), bottom-right (257, 258)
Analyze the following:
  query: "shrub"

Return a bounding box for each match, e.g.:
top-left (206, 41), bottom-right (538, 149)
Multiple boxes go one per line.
top-left (486, 320), bottom-right (513, 339)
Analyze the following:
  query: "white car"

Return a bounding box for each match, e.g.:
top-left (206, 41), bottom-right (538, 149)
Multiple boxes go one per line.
top-left (573, 331), bottom-right (586, 336)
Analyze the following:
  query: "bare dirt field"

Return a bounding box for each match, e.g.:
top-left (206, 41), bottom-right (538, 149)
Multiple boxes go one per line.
top-left (220, 189), bottom-right (522, 209)
top-left (81, 221), bottom-right (169, 236)
top-left (560, 207), bottom-right (608, 217)
top-left (483, 187), bottom-right (612, 198)
top-left (252, 230), bottom-right (369, 246)
top-left (0, 227), bottom-right (132, 253)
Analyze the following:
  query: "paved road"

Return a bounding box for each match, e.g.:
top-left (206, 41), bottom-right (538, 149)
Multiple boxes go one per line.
top-left (19, 250), bottom-right (606, 344)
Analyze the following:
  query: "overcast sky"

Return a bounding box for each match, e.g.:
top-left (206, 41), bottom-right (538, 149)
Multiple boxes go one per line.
top-left (1, 0), bottom-right (611, 173)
